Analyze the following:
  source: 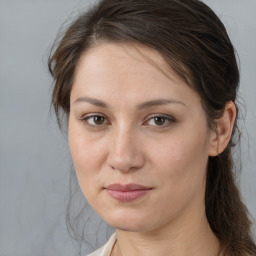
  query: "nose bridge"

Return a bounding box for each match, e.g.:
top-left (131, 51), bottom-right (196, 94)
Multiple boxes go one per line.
top-left (107, 122), bottom-right (144, 172)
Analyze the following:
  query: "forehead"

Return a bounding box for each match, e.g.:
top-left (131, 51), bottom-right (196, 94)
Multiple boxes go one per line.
top-left (71, 43), bottom-right (200, 109)
top-left (74, 42), bottom-right (174, 81)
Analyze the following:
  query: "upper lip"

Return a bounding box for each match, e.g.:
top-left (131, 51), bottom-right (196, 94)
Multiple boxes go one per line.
top-left (105, 183), bottom-right (152, 191)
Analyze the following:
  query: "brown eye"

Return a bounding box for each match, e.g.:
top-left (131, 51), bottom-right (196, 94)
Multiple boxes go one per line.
top-left (145, 115), bottom-right (175, 127)
top-left (154, 117), bottom-right (166, 126)
top-left (83, 115), bottom-right (107, 126)
top-left (93, 116), bottom-right (105, 125)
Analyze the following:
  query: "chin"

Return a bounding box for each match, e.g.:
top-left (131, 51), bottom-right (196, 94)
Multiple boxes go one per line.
top-left (103, 212), bottom-right (155, 233)
top-left (111, 222), bottom-right (148, 232)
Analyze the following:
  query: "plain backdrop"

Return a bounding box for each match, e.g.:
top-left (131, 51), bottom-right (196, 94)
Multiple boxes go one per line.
top-left (0, 0), bottom-right (255, 255)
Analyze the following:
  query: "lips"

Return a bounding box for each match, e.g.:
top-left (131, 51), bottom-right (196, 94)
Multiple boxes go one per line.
top-left (105, 183), bottom-right (152, 202)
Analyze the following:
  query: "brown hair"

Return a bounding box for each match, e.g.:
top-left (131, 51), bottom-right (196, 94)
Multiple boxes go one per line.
top-left (48, 0), bottom-right (256, 255)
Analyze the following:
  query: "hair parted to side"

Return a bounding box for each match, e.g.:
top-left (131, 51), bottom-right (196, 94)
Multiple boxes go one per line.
top-left (48, 0), bottom-right (256, 255)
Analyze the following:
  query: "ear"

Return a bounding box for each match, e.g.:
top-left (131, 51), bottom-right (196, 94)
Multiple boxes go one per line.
top-left (208, 101), bottom-right (236, 156)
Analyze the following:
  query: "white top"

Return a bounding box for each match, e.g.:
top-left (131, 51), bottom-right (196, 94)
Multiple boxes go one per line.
top-left (87, 233), bottom-right (117, 256)
top-left (86, 233), bottom-right (231, 256)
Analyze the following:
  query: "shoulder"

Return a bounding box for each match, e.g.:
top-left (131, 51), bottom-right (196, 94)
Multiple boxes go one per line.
top-left (86, 233), bottom-right (116, 256)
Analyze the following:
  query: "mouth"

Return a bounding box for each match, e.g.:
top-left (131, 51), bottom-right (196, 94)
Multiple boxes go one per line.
top-left (105, 183), bottom-right (153, 202)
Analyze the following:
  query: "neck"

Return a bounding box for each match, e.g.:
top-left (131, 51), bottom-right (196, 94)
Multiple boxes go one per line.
top-left (113, 208), bottom-right (220, 256)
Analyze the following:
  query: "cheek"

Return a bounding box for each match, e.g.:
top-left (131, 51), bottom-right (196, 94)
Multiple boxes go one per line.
top-left (68, 133), bottom-right (109, 208)
top-left (68, 122), bottom-right (107, 191)
top-left (69, 135), bottom-right (101, 172)
top-left (152, 127), bottom-right (209, 193)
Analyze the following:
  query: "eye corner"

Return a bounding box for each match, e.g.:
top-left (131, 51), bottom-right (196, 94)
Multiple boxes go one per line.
top-left (143, 114), bottom-right (176, 127)
top-left (79, 113), bottom-right (110, 130)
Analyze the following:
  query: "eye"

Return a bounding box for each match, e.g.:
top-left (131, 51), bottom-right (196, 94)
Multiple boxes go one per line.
top-left (145, 115), bottom-right (174, 127)
top-left (81, 114), bottom-right (108, 127)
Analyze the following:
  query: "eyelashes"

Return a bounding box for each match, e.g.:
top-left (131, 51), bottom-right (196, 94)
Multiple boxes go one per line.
top-left (80, 113), bottom-right (176, 130)
top-left (79, 114), bottom-right (109, 130)
top-left (86, 115), bottom-right (108, 126)
top-left (146, 115), bottom-right (174, 126)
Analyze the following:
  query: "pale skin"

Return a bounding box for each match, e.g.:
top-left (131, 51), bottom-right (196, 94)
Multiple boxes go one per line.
top-left (68, 43), bottom-right (236, 256)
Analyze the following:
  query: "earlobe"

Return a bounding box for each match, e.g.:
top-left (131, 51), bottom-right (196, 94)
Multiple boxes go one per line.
top-left (208, 101), bottom-right (236, 157)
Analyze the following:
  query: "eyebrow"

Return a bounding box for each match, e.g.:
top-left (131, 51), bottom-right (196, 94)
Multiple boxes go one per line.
top-left (137, 99), bottom-right (186, 109)
top-left (74, 96), bottom-right (109, 108)
top-left (73, 96), bottom-right (186, 109)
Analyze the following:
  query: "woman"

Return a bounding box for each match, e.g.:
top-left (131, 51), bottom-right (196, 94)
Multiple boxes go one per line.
top-left (48, 0), bottom-right (256, 255)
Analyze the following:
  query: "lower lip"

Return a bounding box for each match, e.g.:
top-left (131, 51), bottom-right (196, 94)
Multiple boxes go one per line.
top-left (106, 189), bottom-right (151, 202)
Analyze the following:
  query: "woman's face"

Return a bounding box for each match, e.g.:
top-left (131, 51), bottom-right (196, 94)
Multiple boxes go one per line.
top-left (69, 43), bottom-right (216, 232)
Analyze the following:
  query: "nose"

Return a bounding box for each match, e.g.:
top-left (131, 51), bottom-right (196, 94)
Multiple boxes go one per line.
top-left (107, 126), bottom-right (145, 172)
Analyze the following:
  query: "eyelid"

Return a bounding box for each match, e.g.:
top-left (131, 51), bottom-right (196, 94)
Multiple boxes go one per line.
top-left (79, 112), bottom-right (175, 129)
top-left (143, 114), bottom-right (175, 126)
top-left (80, 112), bottom-right (105, 119)
top-left (80, 113), bottom-right (110, 128)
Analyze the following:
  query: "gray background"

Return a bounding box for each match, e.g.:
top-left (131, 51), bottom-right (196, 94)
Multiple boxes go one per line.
top-left (0, 0), bottom-right (255, 255)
